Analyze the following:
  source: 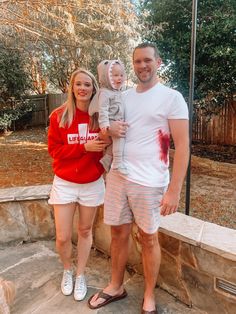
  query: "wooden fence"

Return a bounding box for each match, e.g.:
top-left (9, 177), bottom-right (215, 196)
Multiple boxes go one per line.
top-left (192, 100), bottom-right (236, 145)
top-left (26, 93), bottom-right (67, 127)
top-left (48, 93), bottom-right (67, 114)
top-left (27, 94), bottom-right (47, 127)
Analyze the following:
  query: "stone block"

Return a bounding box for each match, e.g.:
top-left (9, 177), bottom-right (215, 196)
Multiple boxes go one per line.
top-left (159, 232), bottom-right (180, 256)
top-left (180, 243), bottom-right (198, 268)
top-left (182, 264), bottom-right (228, 313)
top-left (200, 221), bottom-right (236, 261)
top-left (193, 246), bottom-right (236, 283)
top-left (158, 250), bottom-right (191, 305)
top-left (214, 291), bottom-right (236, 314)
top-left (160, 212), bottom-right (204, 246)
top-left (21, 200), bottom-right (55, 240)
top-left (0, 185), bottom-right (51, 203)
top-left (0, 202), bottom-right (28, 243)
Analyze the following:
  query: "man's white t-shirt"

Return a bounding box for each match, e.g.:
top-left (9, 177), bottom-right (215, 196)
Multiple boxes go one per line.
top-left (121, 82), bottom-right (189, 187)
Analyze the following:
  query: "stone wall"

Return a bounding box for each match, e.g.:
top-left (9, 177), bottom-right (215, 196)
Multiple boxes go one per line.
top-left (94, 207), bottom-right (236, 314)
top-left (0, 185), bottom-right (236, 313)
top-left (0, 185), bottom-right (54, 243)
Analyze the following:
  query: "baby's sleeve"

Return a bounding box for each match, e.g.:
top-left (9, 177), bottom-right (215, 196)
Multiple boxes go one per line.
top-left (98, 90), bottom-right (110, 129)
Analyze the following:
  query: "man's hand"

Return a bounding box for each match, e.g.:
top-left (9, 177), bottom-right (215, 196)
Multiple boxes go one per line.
top-left (84, 138), bottom-right (108, 152)
top-left (160, 189), bottom-right (180, 216)
top-left (108, 121), bottom-right (129, 138)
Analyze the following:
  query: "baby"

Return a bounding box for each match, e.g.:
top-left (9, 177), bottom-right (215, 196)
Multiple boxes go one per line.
top-left (0, 278), bottom-right (15, 314)
top-left (89, 59), bottom-right (127, 174)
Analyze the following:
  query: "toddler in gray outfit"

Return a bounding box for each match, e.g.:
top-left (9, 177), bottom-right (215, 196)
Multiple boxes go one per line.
top-left (89, 59), bottom-right (127, 174)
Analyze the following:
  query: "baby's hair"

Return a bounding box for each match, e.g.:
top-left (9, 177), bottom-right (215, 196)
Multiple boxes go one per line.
top-left (0, 278), bottom-right (15, 314)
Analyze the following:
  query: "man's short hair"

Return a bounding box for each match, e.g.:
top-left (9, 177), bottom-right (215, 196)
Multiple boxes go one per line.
top-left (133, 42), bottom-right (160, 59)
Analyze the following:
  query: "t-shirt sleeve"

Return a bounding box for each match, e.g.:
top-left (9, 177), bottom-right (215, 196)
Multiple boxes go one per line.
top-left (167, 91), bottom-right (189, 120)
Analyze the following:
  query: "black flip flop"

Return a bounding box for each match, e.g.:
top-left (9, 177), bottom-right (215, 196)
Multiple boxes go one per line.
top-left (88, 289), bottom-right (127, 309)
top-left (141, 299), bottom-right (158, 314)
top-left (141, 309), bottom-right (158, 314)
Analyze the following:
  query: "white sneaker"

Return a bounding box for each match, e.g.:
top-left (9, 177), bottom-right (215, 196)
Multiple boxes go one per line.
top-left (74, 274), bottom-right (87, 301)
top-left (61, 269), bottom-right (73, 296)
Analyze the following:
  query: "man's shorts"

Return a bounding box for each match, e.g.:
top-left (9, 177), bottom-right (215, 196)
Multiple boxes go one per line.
top-left (104, 170), bottom-right (166, 234)
top-left (48, 175), bottom-right (105, 207)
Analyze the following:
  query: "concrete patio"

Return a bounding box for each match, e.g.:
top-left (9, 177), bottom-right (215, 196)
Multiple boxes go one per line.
top-left (0, 241), bottom-right (204, 314)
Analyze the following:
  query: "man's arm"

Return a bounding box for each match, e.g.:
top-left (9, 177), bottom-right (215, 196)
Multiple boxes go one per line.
top-left (160, 119), bottom-right (189, 216)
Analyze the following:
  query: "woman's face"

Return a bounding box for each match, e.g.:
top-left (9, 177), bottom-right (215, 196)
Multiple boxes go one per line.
top-left (73, 72), bottom-right (94, 106)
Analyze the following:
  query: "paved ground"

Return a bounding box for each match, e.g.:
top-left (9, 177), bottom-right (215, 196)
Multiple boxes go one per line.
top-left (0, 241), bottom-right (205, 314)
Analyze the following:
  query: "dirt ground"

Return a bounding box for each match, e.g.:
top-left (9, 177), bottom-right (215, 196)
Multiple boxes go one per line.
top-left (0, 127), bottom-right (235, 229)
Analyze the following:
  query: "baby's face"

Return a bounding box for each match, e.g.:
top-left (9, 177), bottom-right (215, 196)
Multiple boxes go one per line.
top-left (111, 64), bottom-right (125, 89)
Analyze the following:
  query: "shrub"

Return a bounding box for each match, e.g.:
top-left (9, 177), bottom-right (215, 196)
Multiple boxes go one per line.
top-left (0, 99), bottom-right (35, 131)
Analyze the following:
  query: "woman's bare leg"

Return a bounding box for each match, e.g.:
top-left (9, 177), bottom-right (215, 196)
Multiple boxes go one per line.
top-left (54, 203), bottom-right (76, 269)
top-left (76, 205), bottom-right (97, 275)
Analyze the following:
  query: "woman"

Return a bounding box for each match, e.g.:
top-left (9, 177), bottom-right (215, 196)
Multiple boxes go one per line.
top-left (48, 69), bottom-right (108, 301)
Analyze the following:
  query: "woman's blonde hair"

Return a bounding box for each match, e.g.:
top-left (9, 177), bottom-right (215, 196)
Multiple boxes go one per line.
top-left (59, 68), bottom-right (99, 130)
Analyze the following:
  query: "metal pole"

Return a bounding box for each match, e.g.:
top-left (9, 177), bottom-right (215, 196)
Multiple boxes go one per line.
top-left (185, 0), bottom-right (198, 215)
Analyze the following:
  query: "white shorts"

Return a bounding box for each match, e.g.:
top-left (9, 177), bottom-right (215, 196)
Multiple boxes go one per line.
top-left (104, 170), bottom-right (167, 234)
top-left (48, 175), bottom-right (105, 207)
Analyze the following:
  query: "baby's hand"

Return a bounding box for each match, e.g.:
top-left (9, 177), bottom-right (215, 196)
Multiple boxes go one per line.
top-left (99, 129), bottom-right (111, 144)
top-left (101, 127), bottom-right (108, 136)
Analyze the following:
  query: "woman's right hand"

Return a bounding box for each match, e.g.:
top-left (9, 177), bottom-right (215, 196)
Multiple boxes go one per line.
top-left (84, 138), bottom-right (108, 152)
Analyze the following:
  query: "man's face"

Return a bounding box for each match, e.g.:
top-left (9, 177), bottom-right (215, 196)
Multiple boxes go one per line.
top-left (133, 47), bottom-right (161, 84)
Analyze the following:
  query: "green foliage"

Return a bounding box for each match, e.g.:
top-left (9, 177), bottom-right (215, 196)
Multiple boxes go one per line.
top-left (140, 0), bottom-right (236, 114)
top-left (0, 47), bottom-right (31, 101)
top-left (0, 47), bottom-right (33, 131)
top-left (0, 99), bottom-right (34, 131)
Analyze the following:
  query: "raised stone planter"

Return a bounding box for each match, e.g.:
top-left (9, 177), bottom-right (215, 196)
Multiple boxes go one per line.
top-left (94, 208), bottom-right (236, 314)
top-left (0, 185), bottom-right (55, 243)
top-left (0, 185), bottom-right (235, 313)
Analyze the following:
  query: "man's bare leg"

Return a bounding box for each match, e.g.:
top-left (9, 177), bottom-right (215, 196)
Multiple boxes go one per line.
top-left (89, 223), bottom-right (132, 308)
top-left (139, 228), bottom-right (161, 311)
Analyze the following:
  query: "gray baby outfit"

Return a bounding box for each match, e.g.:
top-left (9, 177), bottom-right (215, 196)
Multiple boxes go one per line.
top-left (89, 60), bottom-right (127, 174)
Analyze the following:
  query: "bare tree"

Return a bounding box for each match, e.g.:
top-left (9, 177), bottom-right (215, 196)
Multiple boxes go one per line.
top-left (0, 0), bottom-right (140, 92)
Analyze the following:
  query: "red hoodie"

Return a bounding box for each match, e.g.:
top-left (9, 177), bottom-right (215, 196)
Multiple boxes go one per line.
top-left (48, 106), bottom-right (104, 184)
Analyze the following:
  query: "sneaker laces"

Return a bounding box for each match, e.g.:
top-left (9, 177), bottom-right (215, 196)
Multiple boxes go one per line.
top-left (74, 275), bottom-right (86, 293)
top-left (63, 270), bottom-right (72, 288)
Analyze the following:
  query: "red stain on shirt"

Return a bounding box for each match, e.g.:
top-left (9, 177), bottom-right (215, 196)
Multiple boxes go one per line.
top-left (158, 130), bottom-right (170, 164)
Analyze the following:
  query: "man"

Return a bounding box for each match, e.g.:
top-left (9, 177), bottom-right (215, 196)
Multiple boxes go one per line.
top-left (88, 43), bottom-right (189, 314)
